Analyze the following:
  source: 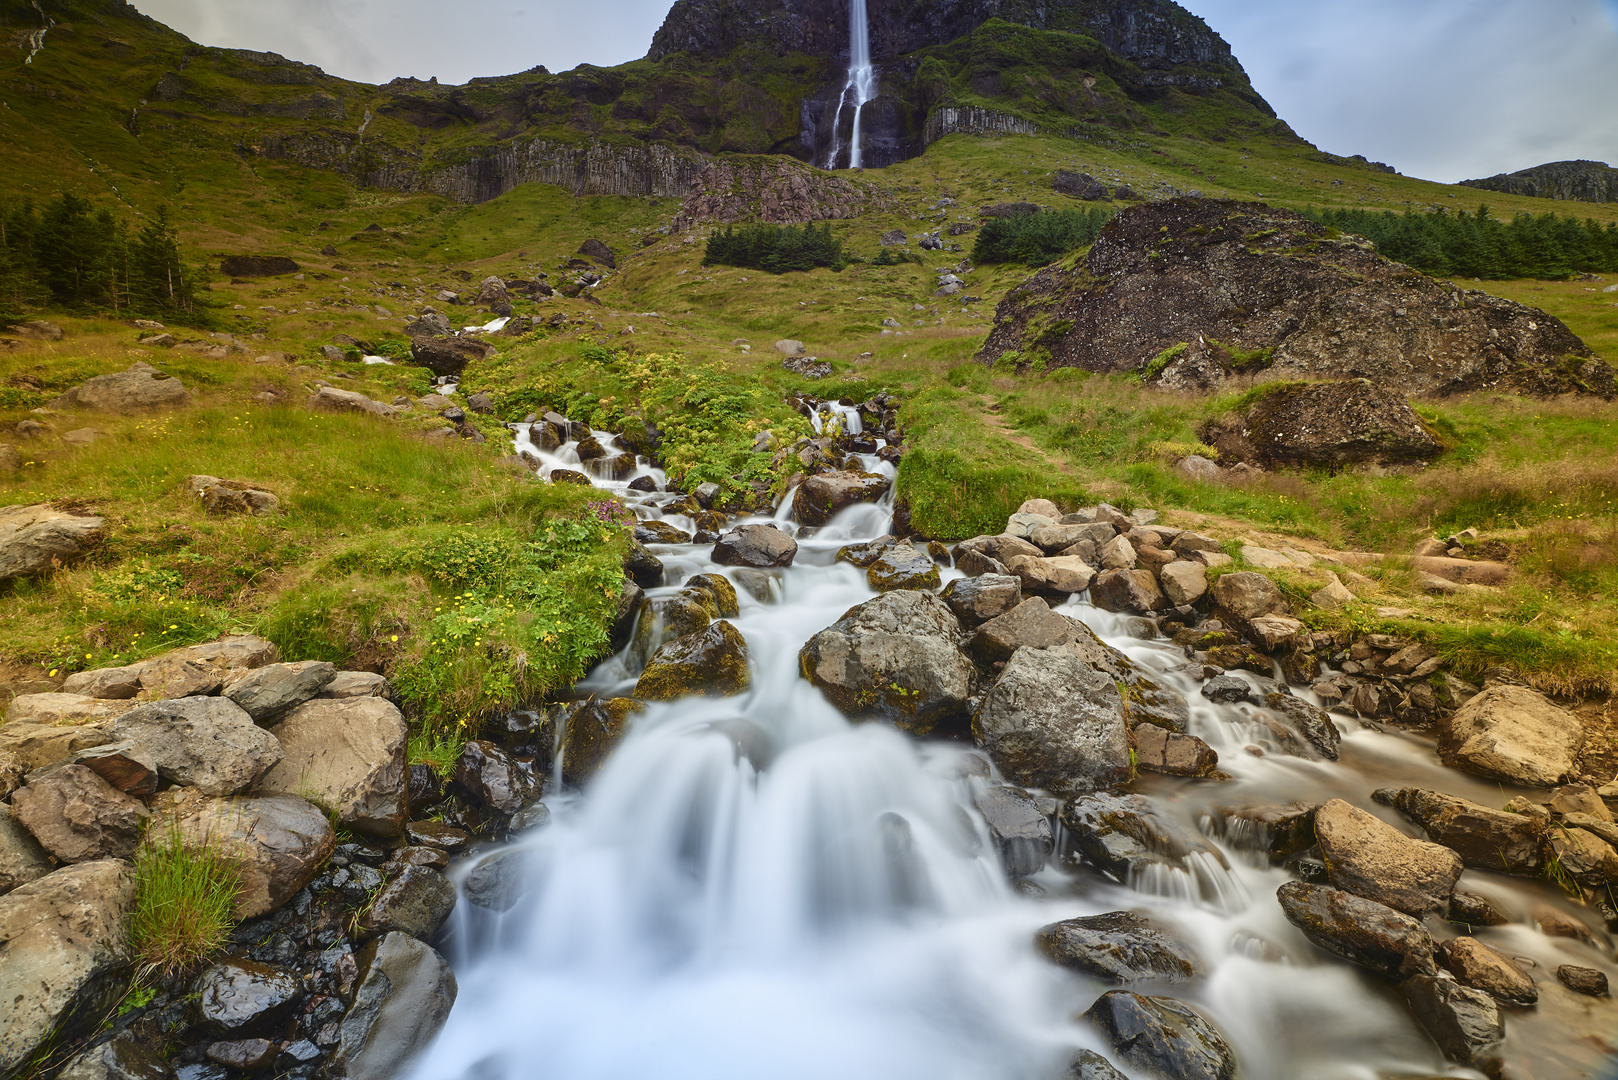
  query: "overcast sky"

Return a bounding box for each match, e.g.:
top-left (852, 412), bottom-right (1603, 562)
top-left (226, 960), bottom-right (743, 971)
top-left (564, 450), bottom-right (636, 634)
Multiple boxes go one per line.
top-left (129, 0), bottom-right (1618, 184)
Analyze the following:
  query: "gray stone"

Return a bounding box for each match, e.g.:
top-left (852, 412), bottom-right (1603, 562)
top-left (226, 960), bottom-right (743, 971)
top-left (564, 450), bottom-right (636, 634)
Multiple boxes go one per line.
top-left (0, 504), bottom-right (105, 581)
top-left (866, 543), bottom-right (941, 592)
top-left (1159, 561), bottom-right (1208, 606)
top-left (1276, 881), bottom-right (1437, 980)
top-left (0, 804), bottom-right (51, 894)
top-left (1084, 991), bottom-right (1236, 1080)
top-left (320, 672), bottom-right (393, 700)
top-left (360, 866), bottom-right (456, 941)
top-left (194, 959), bottom-right (301, 1036)
top-left (1439, 684), bottom-right (1584, 787)
top-left (1063, 793), bottom-right (1232, 890)
top-left (11, 765), bottom-right (148, 863)
top-left (223, 661), bottom-right (336, 720)
top-left (260, 697), bottom-right (409, 838)
top-left (969, 597), bottom-right (1076, 663)
top-left (1262, 693), bottom-right (1340, 760)
top-left (1200, 675), bottom-right (1251, 703)
top-left (1036, 911), bottom-right (1198, 984)
top-left (57, 1032), bottom-right (173, 1080)
top-left (463, 849), bottom-right (527, 912)
top-left (1003, 554), bottom-right (1095, 595)
top-left (973, 646), bottom-right (1130, 795)
top-left (1210, 571), bottom-right (1288, 622)
top-left (334, 933), bottom-right (457, 1080)
top-left (712, 523), bottom-right (797, 568)
top-left (113, 697), bottom-right (283, 796)
top-left (154, 793), bottom-right (335, 919)
top-left (1088, 569), bottom-right (1167, 613)
top-left (50, 362), bottom-right (191, 413)
top-left (62, 666), bottom-right (144, 700)
top-left (940, 574), bottom-right (1023, 626)
top-left (973, 786), bottom-right (1052, 878)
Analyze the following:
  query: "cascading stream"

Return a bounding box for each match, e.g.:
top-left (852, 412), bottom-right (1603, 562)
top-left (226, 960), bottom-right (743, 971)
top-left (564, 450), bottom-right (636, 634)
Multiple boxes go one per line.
top-left (411, 413), bottom-right (1618, 1080)
top-left (824, 0), bottom-right (877, 169)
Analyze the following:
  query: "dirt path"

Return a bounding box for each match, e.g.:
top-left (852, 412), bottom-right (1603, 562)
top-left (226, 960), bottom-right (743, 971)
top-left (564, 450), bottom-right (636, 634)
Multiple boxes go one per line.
top-left (975, 394), bottom-right (1077, 474)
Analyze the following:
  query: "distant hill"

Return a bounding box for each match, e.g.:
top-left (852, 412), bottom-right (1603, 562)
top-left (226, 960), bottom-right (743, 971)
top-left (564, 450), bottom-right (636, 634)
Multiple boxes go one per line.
top-left (1460, 160), bottom-right (1618, 203)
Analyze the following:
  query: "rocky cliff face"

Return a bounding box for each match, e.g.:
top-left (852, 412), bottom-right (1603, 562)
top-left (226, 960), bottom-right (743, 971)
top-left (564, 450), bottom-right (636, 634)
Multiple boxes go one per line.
top-left (1460, 160), bottom-right (1618, 204)
top-left (978, 199), bottom-right (1612, 398)
top-left (649, 0), bottom-right (1243, 71)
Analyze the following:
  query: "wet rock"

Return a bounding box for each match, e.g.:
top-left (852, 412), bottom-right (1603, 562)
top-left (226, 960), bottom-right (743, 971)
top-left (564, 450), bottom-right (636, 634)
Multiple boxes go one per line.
top-left (334, 933), bottom-right (457, 1080)
top-left (1036, 912), bottom-right (1197, 984)
top-left (1438, 684), bottom-right (1584, 787)
top-left (1211, 803), bottom-right (1317, 862)
top-left (11, 765), bottom-right (148, 863)
top-left (1084, 991), bottom-right (1236, 1080)
top-left (359, 866), bottom-right (456, 941)
top-left (1088, 569), bottom-right (1167, 613)
top-left (409, 335), bottom-right (494, 378)
top-left (155, 793), bottom-right (335, 918)
top-left (1261, 693), bottom-right (1339, 760)
top-left (611, 579), bottom-right (646, 651)
top-left (407, 765), bottom-right (443, 814)
top-left (792, 470), bottom-right (892, 526)
top-left (0, 861), bottom-right (135, 1076)
top-left (712, 523), bottom-right (797, 568)
top-left (559, 698), bottom-right (645, 786)
top-left (112, 697), bottom-right (283, 796)
top-left (1313, 799), bottom-right (1462, 917)
top-left (1383, 787), bottom-right (1546, 875)
top-left (1064, 1049), bottom-right (1128, 1080)
top-left (1134, 725), bottom-right (1218, 777)
top-left (867, 543), bottom-right (941, 592)
top-left (973, 646), bottom-right (1130, 795)
top-left (969, 597), bottom-right (1077, 664)
top-left (260, 697), bottom-right (408, 838)
top-left (835, 535), bottom-right (899, 568)
top-left (0, 504), bottom-right (106, 581)
top-left (0, 804), bottom-right (52, 894)
top-left (623, 541), bottom-right (664, 587)
top-left (49, 362), bottom-right (192, 413)
top-left (799, 591), bottom-right (975, 736)
top-left (403, 821), bottom-right (470, 852)
top-left (1200, 675), bottom-right (1251, 703)
top-left (1276, 881), bottom-right (1437, 980)
top-left (941, 574), bottom-right (1022, 626)
top-left (1436, 937), bottom-right (1537, 1005)
top-left (635, 620), bottom-right (751, 700)
top-left (1400, 975), bottom-right (1503, 1069)
top-left (222, 661), bottom-right (336, 720)
top-left (1555, 964), bottom-right (1608, 996)
top-left (58, 1032), bottom-right (174, 1079)
top-left (462, 849), bottom-right (526, 912)
top-left (1063, 793), bottom-right (1231, 889)
top-left (452, 740), bottom-right (539, 814)
top-left (636, 520), bottom-right (692, 545)
top-left (194, 959), bottom-right (301, 1036)
top-left (973, 785), bottom-right (1052, 878)
top-left (1532, 903), bottom-right (1599, 944)
top-left (1448, 892), bottom-right (1507, 928)
top-left (1210, 572), bottom-right (1288, 623)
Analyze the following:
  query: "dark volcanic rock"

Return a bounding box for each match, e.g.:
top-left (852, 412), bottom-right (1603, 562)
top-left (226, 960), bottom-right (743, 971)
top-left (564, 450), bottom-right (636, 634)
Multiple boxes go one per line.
top-left (194, 959), bottom-right (301, 1036)
top-left (1234, 380), bottom-right (1442, 468)
top-left (979, 198), bottom-right (1609, 397)
top-left (973, 785), bottom-right (1053, 878)
top-left (1084, 991), bottom-right (1236, 1080)
top-left (1035, 911), bottom-right (1197, 983)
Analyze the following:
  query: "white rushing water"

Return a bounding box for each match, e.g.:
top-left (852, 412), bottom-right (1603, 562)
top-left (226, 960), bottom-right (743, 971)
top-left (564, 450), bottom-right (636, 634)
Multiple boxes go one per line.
top-left (824, 0), bottom-right (877, 170)
top-left (411, 413), bottom-right (1618, 1080)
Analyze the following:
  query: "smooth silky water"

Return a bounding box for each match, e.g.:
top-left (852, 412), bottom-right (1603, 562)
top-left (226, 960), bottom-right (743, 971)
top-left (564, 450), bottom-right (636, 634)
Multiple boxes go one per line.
top-left (411, 412), bottom-right (1618, 1080)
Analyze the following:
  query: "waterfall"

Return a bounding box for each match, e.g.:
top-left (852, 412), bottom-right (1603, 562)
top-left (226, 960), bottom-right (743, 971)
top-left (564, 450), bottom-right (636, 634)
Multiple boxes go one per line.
top-left (825, 0), bottom-right (877, 170)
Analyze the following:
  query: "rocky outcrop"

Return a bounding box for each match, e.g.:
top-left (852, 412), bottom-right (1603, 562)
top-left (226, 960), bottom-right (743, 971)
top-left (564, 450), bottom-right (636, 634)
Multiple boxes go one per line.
top-left (672, 159), bottom-right (901, 232)
top-left (1224, 380), bottom-right (1443, 468)
top-left (1460, 160), bottom-right (1618, 204)
top-left (49, 362), bottom-right (193, 413)
top-left (979, 199), bottom-right (1610, 397)
top-left (1438, 684), bottom-right (1584, 787)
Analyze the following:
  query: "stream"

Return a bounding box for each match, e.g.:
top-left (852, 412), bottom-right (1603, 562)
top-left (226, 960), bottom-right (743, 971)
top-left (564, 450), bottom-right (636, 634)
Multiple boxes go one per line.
top-left (407, 410), bottom-right (1617, 1080)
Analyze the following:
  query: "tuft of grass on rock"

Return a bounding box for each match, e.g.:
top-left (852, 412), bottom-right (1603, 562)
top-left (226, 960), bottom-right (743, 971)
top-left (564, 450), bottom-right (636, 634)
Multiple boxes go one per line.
top-left (128, 827), bottom-right (242, 979)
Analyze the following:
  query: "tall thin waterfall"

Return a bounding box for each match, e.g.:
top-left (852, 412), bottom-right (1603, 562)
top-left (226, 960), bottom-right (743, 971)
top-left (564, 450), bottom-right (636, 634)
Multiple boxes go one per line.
top-left (825, 0), bottom-right (877, 169)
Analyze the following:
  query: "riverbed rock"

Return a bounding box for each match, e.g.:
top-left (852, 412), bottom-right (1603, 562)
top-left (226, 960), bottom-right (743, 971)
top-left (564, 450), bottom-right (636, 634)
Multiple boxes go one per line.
top-left (0, 861), bottom-right (136, 1077)
top-left (1084, 991), bottom-right (1236, 1080)
top-left (973, 785), bottom-right (1052, 878)
top-left (333, 932), bottom-right (457, 1080)
top-left (50, 362), bottom-right (191, 413)
top-left (1262, 693), bottom-right (1340, 760)
top-left (1133, 724), bottom-right (1219, 777)
top-left (259, 697), bottom-right (408, 837)
top-left (11, 765), bottom-right (148, 863)
top-left (973, 646), bottom-right (1130, 794)
top-left (1036, 912), bottom-right (1197, 984)
top-left (712, 523), bottom-right (797, 567)
top-left (1313, 799), bottom-right (1462, 917)
top-left (866, 543), bottom-right (941, 592)
top-left (1063, 793), bottom-right (1231, 890)
top-left (1159, 561), bottom-right (1208, 607)
top-left (222, 661), bottom-right (336, 720)
top-left (792, 470), bottom-right (892, 526)
top-left (1210, 572), bottom-right (1288, 623)
top-left (1400, 975), bottom-right (1503, 1069)
top-left (940, 574), bottom-right (1023, 625)
top-left (359, 866), bottom-right (457, 941)
top-left (969, 597), bottom-right (1077, 664)
top-left (799, 590), bottom-right (975, 736)
top-left (1211, 803), bottom-right (1318, 862)
top-left (1436, 937), bottom-right (1538, 1005)
top-left (1555, 965), bottom-right (1609, 996)
top-left (0, 804), bottom-right (51, 894)
top-left (451, 740), bottom-right (538, 815)
top-left (56, 1032), bottom-right (172, 1080)
top-left (1382, 787), bottom-right (1546, 875)
top-left (1438, 684), bottom-right (1584, 787)
top-left (195, 959), bottom-right (302, 1036)
top-left (0, 504), bottom-right (106, 581)
top-left (1088, 569), bottom-right (1166, 613)
top-left (635, 620), bottom-right (751, 700)
top-left (112, 697), bottom-right (283, 796)
top-left (559, 698), bottom-right (645, 786)
top-left (155, 792), bottom-right (335, 918)
top-left (1065, 1049), bottom-right (1129, 1080)
top-left (1276, 881), bottom-right (1437, 980)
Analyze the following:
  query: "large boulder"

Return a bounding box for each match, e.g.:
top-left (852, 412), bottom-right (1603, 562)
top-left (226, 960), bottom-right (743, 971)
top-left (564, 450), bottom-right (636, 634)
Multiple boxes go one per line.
top-left (1275, 881), bottom-right (1437, 980)
top-left (634, 621), bottom-right (751, 700)
top-left (0, 861), bottom-right (136, 1077)
top-left (409, 335), bottom-right (494, 377)
top-left (1210, 571), bottom-right (1288, 623)
top-left (1381, 787), bottom-right (1546, 875)
top-left (333, 932), bottom-right (458, 1080)
top-left (1036, 912), bottom-right (1197, 984)
top-left (223, 661), bottom-right (337, 721)
top-left (11, 766), bottom-right (148, 863)
top-left (1400, 975), bottom-right (1504, 1070)
top-left (866, 543), bottom-right (941, 592)
top-left (112, 697), bottom-right (283, 796)
top-left (0, 505), bottom-right (105, 581)
top-left (0, 804), bottom-right (52, 894)
top-left (1087, 569), bottom-right (1166, 613)
top-left (969, 597), bottom-right (1078, 664)
top-left (308, 387), bottom-right (398, 418)
top-left (1313, 799), bottom-right (1462, 917)
top-left (792, 470), bottom-right (892, 526)
top-left (1438, 684), bottom-right (1583, 786)
top-left (1083, 991), bottom-right (1236, 1080)
top-left (1239, 380), bottom-right (1442, 468)
top-left (49, 362), bottom-right (191, 413)
top-left (972, 646), bottom-right (1130, 794)
top-left (799, 591), bottom-right (975, 736)
top-left (712, 523), bottom-right (797, 568)
top-left (259, 698), bottom-right (409, 838)
top-left (1005, 554), bottom-right (1096, 596)
top-left (154, 792), bottom-right (335, 918)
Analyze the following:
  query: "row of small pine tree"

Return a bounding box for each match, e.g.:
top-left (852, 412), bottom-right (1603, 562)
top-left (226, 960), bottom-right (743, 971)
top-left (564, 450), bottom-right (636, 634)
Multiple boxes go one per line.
top-left (1304, 205), bottom-right (1618, 281)
top-left (970, 207), bottom-right (1113, 267)
top-left (0, 194), bottom-right (200, 320)
top-left (702, 223), bottom-right (847, 273)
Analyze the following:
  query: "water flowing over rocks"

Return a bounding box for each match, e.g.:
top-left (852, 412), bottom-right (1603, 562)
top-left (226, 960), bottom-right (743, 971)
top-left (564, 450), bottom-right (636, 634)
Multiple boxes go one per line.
top-left (1035, 911), bottom-right (1198, 983)
top-left (1083, 991), bottom-right (1237, 1080)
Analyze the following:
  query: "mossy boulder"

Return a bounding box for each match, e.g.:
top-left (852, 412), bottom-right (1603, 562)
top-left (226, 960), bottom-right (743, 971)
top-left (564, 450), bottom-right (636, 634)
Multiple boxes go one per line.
top-left (560, 698), bottom-right (646, 785)
top-left (866, 543), bottom-right (941, 592)
top-left (634, 621), bottom-right (751, 701)
top-left (685, 573), bottom-right (740, 618)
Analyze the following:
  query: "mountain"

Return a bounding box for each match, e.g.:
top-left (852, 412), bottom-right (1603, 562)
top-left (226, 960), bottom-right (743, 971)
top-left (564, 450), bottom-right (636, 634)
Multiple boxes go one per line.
top-left (1460, 160), bottom-right (1618, 203)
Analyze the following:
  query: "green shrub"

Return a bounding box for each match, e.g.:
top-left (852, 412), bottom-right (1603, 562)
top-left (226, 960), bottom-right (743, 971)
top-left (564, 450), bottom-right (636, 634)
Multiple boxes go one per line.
top-left (129, 827), bottom-right (241, 978)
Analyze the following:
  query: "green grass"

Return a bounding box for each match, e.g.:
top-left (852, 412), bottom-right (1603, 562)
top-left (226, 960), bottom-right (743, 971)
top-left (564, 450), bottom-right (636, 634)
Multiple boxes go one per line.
top-left (129, 826), bottom-right (242, 978)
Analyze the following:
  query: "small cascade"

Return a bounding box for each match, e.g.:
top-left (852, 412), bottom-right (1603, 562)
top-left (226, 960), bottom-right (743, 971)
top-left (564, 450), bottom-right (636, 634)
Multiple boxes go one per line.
top-left (24, 1), bottom-right (54, 65)
top-left (824, 0), bottom-right (877, 169)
